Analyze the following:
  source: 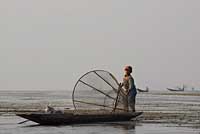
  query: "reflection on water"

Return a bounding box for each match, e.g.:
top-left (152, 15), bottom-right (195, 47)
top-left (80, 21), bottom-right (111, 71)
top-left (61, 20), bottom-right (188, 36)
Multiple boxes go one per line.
top-left (104, 122), bottom-right (136, 130)
top-left (0, 116), bottom-right (200, 134)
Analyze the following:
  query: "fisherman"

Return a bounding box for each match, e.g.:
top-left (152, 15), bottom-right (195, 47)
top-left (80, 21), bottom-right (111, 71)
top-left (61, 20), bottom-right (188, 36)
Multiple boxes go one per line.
top-left (121, 65), bottom-right (137, 112)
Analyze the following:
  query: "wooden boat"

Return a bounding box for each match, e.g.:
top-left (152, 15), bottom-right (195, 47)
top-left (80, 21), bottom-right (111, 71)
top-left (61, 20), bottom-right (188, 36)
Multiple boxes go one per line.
top-left (17, 70), bottom-right (143, 125)
top-left (167, 88), bottom-right (184, 92)
top-left (167, 85), bottom-right (186, 92)
top-left (17, 110), bottom-right (143, 125)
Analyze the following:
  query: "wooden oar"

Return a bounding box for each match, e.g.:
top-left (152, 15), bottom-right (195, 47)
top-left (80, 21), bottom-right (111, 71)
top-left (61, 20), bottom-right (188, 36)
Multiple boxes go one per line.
top-left (113, 84), bottom-right (123, 112)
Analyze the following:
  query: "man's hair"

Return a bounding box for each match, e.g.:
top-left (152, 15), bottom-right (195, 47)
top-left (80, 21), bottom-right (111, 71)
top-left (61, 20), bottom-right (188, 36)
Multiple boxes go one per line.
top-left (125, 66), bottom-right (132, 73)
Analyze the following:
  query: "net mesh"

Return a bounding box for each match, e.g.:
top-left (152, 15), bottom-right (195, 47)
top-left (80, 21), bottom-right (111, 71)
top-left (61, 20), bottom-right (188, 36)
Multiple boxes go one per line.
top-left (72, 70), bottom-right (125, 111)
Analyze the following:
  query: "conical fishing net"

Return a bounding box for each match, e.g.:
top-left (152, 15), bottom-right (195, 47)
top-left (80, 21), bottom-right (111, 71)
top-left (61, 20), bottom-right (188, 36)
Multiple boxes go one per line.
top-left (72, 70), bottom-right (126, 111)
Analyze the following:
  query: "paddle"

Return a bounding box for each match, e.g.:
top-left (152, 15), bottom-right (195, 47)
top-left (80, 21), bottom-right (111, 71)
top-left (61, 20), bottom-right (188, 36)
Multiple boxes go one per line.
top-left (113, 83), bottom-right (123, 112)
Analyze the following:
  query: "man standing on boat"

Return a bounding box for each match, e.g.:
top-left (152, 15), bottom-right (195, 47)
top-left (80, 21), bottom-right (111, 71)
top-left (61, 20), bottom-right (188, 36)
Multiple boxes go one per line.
top-left (120, 65), bottom-right (137, 112)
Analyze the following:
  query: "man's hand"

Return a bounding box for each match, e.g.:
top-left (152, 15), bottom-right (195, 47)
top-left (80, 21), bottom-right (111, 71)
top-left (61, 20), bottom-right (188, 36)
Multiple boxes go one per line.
top-left (119, 83), bottom-right (123, 88)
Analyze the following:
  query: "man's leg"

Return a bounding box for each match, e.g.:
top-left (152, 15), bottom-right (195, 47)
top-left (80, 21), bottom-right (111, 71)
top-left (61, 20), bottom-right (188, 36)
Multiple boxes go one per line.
top-left (123, 96), bottom-right (129, 112)
top-left (129, 96), bottom-right (136, 112)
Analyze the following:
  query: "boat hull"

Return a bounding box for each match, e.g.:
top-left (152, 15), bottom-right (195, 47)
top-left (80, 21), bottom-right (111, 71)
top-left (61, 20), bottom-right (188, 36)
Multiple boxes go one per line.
top-left (17, 110), bottom-right (143, 125)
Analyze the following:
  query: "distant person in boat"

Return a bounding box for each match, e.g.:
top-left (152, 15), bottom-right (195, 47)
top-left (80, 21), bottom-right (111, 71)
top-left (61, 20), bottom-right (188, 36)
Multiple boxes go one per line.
top-left (121, 66), bottom-right (137, 112)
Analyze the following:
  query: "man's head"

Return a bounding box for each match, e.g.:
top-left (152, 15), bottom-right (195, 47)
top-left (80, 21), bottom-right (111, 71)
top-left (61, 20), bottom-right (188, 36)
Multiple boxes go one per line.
top-left (124, 66), bottom-right (132, 75)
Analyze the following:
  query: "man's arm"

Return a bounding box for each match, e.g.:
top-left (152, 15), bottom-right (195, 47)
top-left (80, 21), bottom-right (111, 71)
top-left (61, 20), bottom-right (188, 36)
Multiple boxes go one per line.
top-left (119, 83), bottom-right (128, 96)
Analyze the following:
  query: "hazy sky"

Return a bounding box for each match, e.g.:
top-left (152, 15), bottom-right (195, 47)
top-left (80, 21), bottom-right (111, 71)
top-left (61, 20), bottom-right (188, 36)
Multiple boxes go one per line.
top-left (0, 0), bottom-right (199, 90)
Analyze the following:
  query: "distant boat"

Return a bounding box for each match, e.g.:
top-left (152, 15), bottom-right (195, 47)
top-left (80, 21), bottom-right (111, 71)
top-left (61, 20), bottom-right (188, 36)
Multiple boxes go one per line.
top-left (167, 85), bottom-right (186, 92)
top-left (137, 87), bottom-right (149, 92)
top-left (167, 88), bottom-right (184, 92)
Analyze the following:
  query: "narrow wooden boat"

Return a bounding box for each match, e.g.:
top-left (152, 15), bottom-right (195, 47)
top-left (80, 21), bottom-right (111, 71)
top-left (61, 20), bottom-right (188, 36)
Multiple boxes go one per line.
top-left (167, 88), bottom-right (184, 92)
top-left (167, 85), bottom-right (186, 92)
top-left (17, 110), bottom-right (143, 125)
top-left (17, 70), bottom-right (143, 125)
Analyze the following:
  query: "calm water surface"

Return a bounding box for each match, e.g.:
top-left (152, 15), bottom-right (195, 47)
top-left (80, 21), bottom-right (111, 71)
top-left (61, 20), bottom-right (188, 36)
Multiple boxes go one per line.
top-left (0, 90), bottom-right (200, 134)
top-left (0, 116), bottom-right (199, 134)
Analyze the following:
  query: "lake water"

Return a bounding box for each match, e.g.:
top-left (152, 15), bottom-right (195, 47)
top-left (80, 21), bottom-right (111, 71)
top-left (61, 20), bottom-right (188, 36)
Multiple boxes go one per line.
top-left (0, 90), bottom-right (200, 134)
